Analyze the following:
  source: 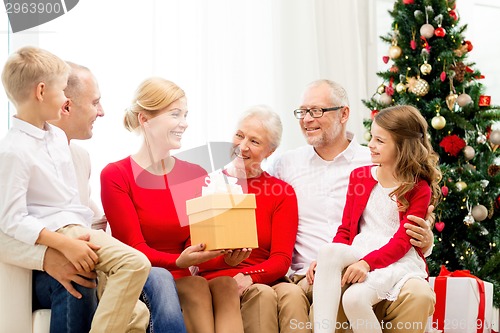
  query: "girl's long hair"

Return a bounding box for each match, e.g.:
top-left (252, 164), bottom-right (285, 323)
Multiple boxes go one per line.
top-left (374, 105), bottom-right (442, 211)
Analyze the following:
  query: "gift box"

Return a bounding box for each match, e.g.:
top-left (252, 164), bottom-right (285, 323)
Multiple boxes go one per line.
top-left (426, 267), bottom-right (494, 333)
top-left (186, 193), bottom-right (258, 250)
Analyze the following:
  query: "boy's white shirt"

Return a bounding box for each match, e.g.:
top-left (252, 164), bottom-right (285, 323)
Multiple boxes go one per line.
top-left (0, 117), bottom-right (96, 270)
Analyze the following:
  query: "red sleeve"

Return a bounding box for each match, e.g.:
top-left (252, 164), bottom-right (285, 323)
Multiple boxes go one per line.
top-left (333, 171), bottom-right (356, 244)
top-left (100, 162), bottom-right (180, 270)
top-left (240, 183), bottom-right (298, 284)
top-left (362, 180), bottom-right (431, 270)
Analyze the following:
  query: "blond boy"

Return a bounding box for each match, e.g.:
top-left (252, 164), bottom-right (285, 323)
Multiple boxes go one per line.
top-left (0, 46), bottom-right (151, 333)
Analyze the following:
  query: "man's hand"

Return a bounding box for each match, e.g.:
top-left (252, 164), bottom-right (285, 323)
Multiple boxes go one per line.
top-left (43, 235), bottom-right (97, 299)
top-left (405, 205), bottom-right (435, 254)
top-left (306, 260), bottom-right (317, 285)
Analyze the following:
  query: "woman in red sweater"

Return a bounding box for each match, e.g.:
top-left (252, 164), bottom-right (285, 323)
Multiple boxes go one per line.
top-left (100, 77), bottom-right (247, 333)
top-left (197, 105), bottom-right (307, 333)
top-left (309, 105), bottom-right (442, 333)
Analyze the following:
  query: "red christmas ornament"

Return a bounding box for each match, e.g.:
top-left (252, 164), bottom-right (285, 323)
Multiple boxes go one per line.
top-left (479, 95), bottom-right (491, 106)
top-left (464, 40), bottom-right (473, 52)
top-left (449, 10), bottom-right (458, 21)
top-left (435, 221), bottom-right (445, 232)
top-left (439, 135), bottom-right (466, 156)
top-left (382, 56), bottom-right (389, 64)
top-left (385, 85), bottom-right (394, 96)
top-left (434, 27), bottom-right (446, 37)
top-left (441, 185), bottom-right (449, 197)
top-left (371, 109), bottom-right (379, 120)
top-left (403, 0), bottom-right (415, 4)
top-left (410, 40), bottom-right (417, 50)
top-left (440, 71), bottom-right (447, 82)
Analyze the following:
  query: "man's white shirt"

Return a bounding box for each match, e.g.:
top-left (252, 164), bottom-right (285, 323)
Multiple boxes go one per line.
top-left (269, 132), bottom-right (371, 276)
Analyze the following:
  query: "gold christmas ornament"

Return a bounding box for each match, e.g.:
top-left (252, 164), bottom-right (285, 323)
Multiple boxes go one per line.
top-left (463, 145), bottom-right (475, 160)
top-left (389, 45), bottom-right (402, 59)
top-left (408, 77), bottom-right (429, 96)
top-left (489, 130), bottom-right (500, 145)
top-left (379, 93), bottom-right (392, 106)
top-left (455, 181), bottom-right (467, 191)
top-left (471, 205), bottom-right (488, 222)
top-left (420, 23), bottom-right (435, 39)
top-left (363, 131), bottom-right (372, 142)
top-left (457, 93), bottom-right (472, 107)
top-left (431, 115), bottom-right (446, 130)
top-left (446, 91), bottom-right (458, 111)
top-left (377, 84), bottom-right (385, 94)
top-left (396, 82), bottom-right (407, 93)
top-left (420, 62), bottom-right (432, 75)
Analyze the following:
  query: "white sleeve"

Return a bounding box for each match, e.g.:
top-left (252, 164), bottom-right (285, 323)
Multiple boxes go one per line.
top-left (0, 230), bottom-right (47, 270)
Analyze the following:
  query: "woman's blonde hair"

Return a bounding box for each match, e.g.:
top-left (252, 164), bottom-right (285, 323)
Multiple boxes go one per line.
top-left (374, 105), bottom-right (442, 211)
top-left (1, 46), bottom-right (70, 105)
top-left (124, 77), bottom-right (185, 132)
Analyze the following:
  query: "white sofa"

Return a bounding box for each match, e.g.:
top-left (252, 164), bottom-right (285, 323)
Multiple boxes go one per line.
top-left (0, 262), bottom-right (50, 333)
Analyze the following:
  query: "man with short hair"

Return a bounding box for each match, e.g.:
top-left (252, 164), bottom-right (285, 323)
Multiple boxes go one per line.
top-left (270, 79), bottom-right (435, 333)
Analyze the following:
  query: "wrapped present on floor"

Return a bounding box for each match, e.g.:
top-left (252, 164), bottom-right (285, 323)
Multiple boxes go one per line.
top-left (186, 171), bottom-right (258, 250)
top-left (426, 266), bottom-right (494, 333)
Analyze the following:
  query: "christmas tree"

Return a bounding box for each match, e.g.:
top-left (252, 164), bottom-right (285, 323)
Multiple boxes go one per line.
top-left (362, 0), bottom-right (500, 305)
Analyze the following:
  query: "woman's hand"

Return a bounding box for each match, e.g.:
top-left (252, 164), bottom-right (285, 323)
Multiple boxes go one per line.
top-left (233, 272), bottom-right (253, 296)
top-left (405, 205), bottom-right (435, 253)
top-left (306, 260), bottom-right (317, 285)
top-left (176, 243), bottom-right (224, 268)
top-left (224, 248), bottom-right (252, 266)
top-left (341, 260), bottom-right (370, 286)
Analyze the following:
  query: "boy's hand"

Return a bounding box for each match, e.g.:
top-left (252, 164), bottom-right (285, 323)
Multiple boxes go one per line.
top-left (61, 238), bottom-right (100, 272)
top-left (43, 234), bottom-right (98, 299)
top-left (223, 248), bottom-right (252, 266)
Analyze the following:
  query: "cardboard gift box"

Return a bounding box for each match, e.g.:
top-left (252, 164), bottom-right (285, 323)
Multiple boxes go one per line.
top-left (425, 268), bottom-right (494, 333)
top-left (186, 193), bottom-right (258, 250)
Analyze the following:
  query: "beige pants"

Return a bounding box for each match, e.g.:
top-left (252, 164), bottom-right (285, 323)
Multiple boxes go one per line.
top-left (97, 272), bottom-right (150, 333)
top-left (58, 225), bottom-right (151, 333)
top-left (294, 275), bottom-right (435, 333)
top-left (240, 280), bottom-right (311, 333)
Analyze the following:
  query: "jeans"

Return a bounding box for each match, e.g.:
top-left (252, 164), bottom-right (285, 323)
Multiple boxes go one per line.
top-left (33, 270), bottom-right (97, 333)
top-left (141, 267), bottom-right (187, 333)
top-left (33, 267), bottom-right (186, 333)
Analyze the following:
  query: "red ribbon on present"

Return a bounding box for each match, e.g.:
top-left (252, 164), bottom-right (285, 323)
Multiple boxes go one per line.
top-left (433, 266), bottom-right (486, 333)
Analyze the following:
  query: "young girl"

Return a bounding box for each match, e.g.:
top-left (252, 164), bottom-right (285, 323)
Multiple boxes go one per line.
top-left (310, 105), bottom-right (441, 333)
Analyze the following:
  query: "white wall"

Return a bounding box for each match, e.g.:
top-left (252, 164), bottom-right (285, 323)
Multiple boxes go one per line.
top-left (1, 0), bottom-right (498, 206)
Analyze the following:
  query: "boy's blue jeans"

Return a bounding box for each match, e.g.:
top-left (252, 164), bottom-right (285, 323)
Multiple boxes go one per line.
top-left (33, 267), bottom-right (186, 333)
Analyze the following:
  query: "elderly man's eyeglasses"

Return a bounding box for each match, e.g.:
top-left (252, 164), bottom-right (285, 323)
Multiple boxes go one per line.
top-left (293, 106), bottom-right (344, 119)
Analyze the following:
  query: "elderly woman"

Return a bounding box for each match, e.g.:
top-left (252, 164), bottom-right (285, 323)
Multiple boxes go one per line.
top-left (100, 77), bottom-right (247, 333)
top-left (198, 105), bottom-right (309, 333)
